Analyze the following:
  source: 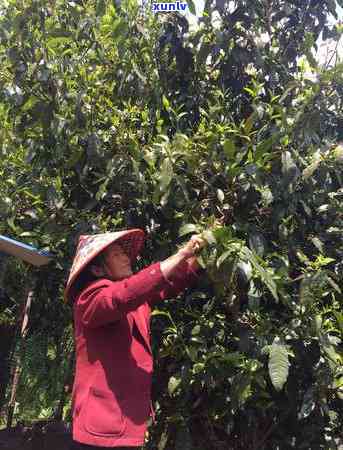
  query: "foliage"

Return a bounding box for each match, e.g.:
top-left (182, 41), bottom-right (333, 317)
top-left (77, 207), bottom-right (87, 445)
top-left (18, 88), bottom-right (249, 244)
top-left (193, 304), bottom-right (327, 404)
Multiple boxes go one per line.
top-left (0, 0), bottom-right (342, 448)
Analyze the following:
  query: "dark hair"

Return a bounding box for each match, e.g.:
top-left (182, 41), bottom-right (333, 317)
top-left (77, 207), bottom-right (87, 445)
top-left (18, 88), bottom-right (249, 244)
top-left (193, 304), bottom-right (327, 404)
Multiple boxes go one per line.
top-left (68, 241), bottom-right (130, 303)
top-left (69, 252), bottom-right (107, 303)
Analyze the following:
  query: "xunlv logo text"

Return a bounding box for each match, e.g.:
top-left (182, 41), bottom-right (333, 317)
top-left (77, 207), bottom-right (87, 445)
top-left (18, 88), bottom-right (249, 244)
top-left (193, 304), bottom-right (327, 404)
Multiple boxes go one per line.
top-left (151, 2), bottom-right (188, 12)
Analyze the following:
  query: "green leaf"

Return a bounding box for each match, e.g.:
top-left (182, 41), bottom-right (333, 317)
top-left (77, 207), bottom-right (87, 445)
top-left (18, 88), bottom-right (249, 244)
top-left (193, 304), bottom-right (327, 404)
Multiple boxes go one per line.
top-left (21, 95), bottom-right (40, 113)
top-left (168, 376), bottom-right (181, 396)
top-left (248, 282), bottom-right (261, 310)
top-left (249, 231), bottom-right (266, 257)
top-left (96, 0), bottom-right (106, 16)
top-left (244, 87), bottom-right (256, 98)
top-left (216, 250), bottom-right (232, 268)
top-left (66, 148), bottom-right (84, 168)
top-left (151, 309), bottom-right (173, 322)
top-left (310, 237), bottom-right (324, 253)
top-left (132, 62), bottom-right (147, 84)
top-left (217, 189), bottom-right (225, 203)
top-left (314, 314), bottom-right (323, 334)
top-left (230, 374), bottom-right (252, 409)
top-left (187, 0), bottom-right (196, 15)
top-left (195, 255), bottom-right (206, 269)
top-left (318, 256), bottom-right (335, 266)
top-left (191, 325), bottom-right (201, 335)
top-left (320, 334), bottom-right (342, 366)
top-left (7, 217), bottom-right (17, 232)
top-left (254, 134), bottom-right (278, 162)
top-left (299, 271), bottom-right (329, 304)
top-left (334, 311), bottom-right (343, 333)
top-left (296, 249), bottom-right (310, 265)
top-left (158, 430), bottom-right (169, 450)
top-left (197, 42), bottom-right (212, 66)
top-left (201, 230), bottom-right (216, 245)
top-left (187, 346), bottom-right (199, 362)
top-left (162, 95), bottom-right (170, 110)
top-left (223, 139), bottom-right (236, 159)
top-left (261, 345), bottom-right (272, 355)
top-left (241, 247), bottom-right (278, 301)
top-left (282, 151), bottom-right (300, 185)
top-left (179, 224), bottom-right (201, 237)
top-left (237, 261), bottom-right (252, 283)
top-left (268, 337), bottom-right (290, 391)
top-left (193, 362), bottom-right (205, 374)
top-left (112, 18), bottom-right (127, 39)
top-left (298, 387), bottom-right (316, 419)
top-left (19, 231), bottom-right (36, 238)
top-left (47, 36), bottom-right (72, 49)
top-left (244, 112), bottom-right (256, 134)
top-left (159, 158), bottom-right (173, 193)
top-left (303, 158), bottom-right (321, 179)
top-left (327, 277), bottom-right (341, 294)
top-left (279, 81), bottom-right (298, 103)
top-left (49, 27), bottom-right (73, 38)
top-left (160, 188), bottom-right (171, 206)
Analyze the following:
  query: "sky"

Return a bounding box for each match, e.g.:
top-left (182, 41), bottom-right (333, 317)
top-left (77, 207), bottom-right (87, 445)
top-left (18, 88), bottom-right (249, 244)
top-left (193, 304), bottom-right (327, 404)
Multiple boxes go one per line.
top-left (183, 0), bottom-right (343, 64)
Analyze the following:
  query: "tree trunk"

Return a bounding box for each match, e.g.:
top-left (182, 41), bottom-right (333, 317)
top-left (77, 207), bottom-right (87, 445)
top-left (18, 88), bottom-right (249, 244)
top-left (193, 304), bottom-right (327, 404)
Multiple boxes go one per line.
top-left (0, 252), bottom-right (14, 413)
top-left (6, 282), bottom-right (35, 428)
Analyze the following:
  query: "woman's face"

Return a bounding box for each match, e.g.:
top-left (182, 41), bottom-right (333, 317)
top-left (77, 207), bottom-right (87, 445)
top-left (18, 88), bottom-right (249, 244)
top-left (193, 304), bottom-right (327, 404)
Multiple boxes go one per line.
top-left (102, 243), bottom-right (133, 280)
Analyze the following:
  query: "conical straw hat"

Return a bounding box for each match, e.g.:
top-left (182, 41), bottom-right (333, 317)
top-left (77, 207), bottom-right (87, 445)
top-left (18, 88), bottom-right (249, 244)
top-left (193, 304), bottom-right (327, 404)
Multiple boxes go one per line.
top-left (64, 228), bottom-right (145, 302)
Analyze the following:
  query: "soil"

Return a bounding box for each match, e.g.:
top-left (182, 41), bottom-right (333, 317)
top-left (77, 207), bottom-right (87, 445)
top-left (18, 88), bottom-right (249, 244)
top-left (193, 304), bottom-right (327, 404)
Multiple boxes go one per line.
top-left (0, 420), bottom-right (72, 450)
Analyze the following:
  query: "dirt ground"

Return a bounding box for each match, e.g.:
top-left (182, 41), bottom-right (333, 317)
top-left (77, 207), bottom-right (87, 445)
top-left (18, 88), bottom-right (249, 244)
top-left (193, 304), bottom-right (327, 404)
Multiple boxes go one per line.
top-left (0, 420), bottom-right (72, 450)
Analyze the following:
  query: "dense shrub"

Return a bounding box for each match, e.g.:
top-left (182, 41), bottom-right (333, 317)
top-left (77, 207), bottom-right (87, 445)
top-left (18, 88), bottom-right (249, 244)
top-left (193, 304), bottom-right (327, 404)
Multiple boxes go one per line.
top-left (0, 0), bottom-right (342, 448)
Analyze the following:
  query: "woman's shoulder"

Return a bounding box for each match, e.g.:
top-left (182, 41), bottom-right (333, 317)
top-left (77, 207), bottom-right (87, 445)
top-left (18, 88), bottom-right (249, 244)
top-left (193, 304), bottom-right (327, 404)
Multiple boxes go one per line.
top-left (77, 277), bottom-right (114, 301)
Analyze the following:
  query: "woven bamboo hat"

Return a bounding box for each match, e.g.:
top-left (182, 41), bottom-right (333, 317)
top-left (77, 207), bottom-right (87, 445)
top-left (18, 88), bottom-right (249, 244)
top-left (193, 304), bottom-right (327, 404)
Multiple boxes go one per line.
top-left (64, 228), bottom-right (145, 302)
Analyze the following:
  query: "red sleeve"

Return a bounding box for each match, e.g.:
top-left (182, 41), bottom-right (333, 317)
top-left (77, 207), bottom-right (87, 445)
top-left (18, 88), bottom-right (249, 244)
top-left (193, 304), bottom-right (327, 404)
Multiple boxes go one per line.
top-left (77, 262), bottom-right (168, 328)
top-left (76, 260), bottom-right (204, 329)
top-left (148, 259), bottom-right (204, 306)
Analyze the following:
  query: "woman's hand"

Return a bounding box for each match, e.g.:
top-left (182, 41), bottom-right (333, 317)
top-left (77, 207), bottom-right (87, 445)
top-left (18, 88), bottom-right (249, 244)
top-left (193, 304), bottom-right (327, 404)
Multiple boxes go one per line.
top-left (178, 234), bottom-right (208, 259)
top-left (161, 234), bottom-right (208, 281)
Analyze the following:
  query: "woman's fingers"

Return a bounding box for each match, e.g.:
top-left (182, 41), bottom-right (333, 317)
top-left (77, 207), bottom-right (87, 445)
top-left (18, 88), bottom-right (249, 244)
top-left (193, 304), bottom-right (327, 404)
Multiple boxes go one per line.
top-left (179, 232), bottom-right (211, 259)
top-left (192, 235), bottom-right (206, 247)
top-left (190, 235), bottom-right (207, 252)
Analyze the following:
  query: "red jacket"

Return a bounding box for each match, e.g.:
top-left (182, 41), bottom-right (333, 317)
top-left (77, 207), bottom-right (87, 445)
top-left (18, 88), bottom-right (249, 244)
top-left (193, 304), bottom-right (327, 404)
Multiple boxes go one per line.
top-left (72, 259), bottom-right (201, 447)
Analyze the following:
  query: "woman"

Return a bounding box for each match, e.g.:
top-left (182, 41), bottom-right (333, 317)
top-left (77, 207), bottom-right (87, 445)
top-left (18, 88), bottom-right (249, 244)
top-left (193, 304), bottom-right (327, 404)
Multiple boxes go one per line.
top-left (64, 228), bottom-right (207, 449)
